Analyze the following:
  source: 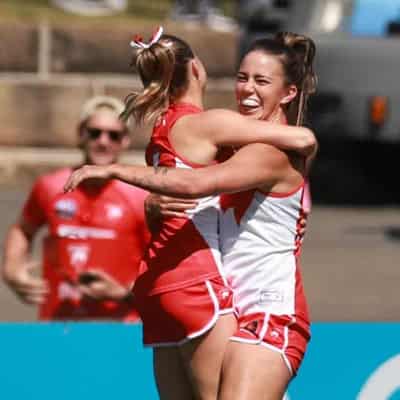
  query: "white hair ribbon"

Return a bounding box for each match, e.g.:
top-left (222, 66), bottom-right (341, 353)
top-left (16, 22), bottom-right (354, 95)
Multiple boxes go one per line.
top-left (130, 26), bottom-right (164, 49)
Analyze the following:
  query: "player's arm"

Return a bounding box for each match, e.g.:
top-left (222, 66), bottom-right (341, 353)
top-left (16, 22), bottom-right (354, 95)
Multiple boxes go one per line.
top-left (2, 219), bottom-right (48, 305)
top-left (64, 144), bottom-right (287, 198)
top-left (198, 109), bottom-right (317, 157)
top-left (132, 143), bottom-right (285, 197)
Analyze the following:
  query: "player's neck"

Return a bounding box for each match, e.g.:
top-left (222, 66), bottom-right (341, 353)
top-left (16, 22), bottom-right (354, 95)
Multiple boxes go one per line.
top-left (174, 86), bottom-right (203, 110)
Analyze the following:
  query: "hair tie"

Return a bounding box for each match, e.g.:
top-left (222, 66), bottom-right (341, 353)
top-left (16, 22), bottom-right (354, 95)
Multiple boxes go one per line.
top-left (130, 26), bottom-right (163, 49)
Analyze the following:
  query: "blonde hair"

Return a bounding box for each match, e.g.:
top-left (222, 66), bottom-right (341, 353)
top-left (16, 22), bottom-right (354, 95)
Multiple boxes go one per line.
top-left (122, 34), bottom-right (195, 125)
top-left (79, 95), bottom-right (129, 133)
top-left (246, 32), bottom-right (317, 126)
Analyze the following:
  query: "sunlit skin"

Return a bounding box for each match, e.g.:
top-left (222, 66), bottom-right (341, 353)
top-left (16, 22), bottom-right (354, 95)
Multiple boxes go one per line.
top-left (236, 50), bottom-right (297, 123)
top-left (80, 110), bottom-right (129, 166)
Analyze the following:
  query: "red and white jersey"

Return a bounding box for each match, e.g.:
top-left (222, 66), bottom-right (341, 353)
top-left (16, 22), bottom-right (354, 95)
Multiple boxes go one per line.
top-left (219, 183), bottom-right (310, 322)
top-left (137, 102), bottom-right (224, 296)
top-left (22, 167), bottom-right (150, 321)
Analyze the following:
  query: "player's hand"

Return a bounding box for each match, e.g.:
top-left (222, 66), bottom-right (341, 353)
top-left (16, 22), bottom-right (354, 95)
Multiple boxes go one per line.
top-left (2, 260), bottom-right (49, 305)
top-left (145, 193), bottom-right (198, 219)
top-left (64, 165), bottom-right (113, 192)
top-left (77, 269), bottom-right (131, 302)
top-left (299, 216), bottom-right (307, 236)
top-left (144, 193), bottom-right (198, 233)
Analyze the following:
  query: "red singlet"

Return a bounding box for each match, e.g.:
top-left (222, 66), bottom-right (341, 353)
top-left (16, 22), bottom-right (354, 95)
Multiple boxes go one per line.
top-left (135, 103), bottom-right (233, 345)
top-left (137, 103), bottom-right (225, 296)
top-left (23, 167), bottom-right (150, 321)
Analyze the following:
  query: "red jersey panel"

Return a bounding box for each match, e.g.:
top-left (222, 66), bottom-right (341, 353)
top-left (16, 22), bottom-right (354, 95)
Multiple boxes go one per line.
top-left (22, 167), bottom-right (150, 321)
top-left (136, 103), bottom-right (224, 297)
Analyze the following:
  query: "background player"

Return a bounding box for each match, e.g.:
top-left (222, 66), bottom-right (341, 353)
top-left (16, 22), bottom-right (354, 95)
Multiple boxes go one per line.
top-left (1, 95), bottom-right (150, 321)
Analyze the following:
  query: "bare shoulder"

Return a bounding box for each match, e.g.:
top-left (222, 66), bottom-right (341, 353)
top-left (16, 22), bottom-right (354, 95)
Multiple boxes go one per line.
top-left (173, 108), bottom-right (238, 137)
top-left (200, 108), bottom-right (239, 123)
top-left (193, 109), bottom-right (244, 138)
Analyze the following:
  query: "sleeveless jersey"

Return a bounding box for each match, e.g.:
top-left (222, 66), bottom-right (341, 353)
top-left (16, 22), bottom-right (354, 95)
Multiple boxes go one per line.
top-left (219, 183), bottom-right (310, 322)
top-left (22, 167), bottom-right (150, 320)
top-left (136, 102), bottom-right (224, 296)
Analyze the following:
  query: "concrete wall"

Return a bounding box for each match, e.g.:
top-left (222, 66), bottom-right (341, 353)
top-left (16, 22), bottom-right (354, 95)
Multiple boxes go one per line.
top-left (0, 21), bottom-right (238, 76)
top-left (0, 21), bottom-right (237, 149)
top-left (0, 75), bottom-right (236, 149)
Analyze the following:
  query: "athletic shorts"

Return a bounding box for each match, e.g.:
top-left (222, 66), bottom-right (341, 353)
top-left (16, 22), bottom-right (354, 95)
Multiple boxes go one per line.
top-left (231, 312), bottom-right (310, 375)
top-left (135, 276), bottom-right (234, 347)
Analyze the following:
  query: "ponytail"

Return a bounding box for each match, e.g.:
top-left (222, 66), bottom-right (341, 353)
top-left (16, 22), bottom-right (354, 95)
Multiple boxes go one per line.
top-left (122, 33), bottom-right (194, 125)
top-left (275, 32), bottom-right (317, 126)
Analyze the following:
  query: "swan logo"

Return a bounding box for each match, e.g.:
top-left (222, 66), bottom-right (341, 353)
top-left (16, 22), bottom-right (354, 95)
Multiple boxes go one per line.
top-left (357, 354), bottom-right (400, 400)
top-left (55, 199), bottom-right (77, 219)
top-left (67, 244), bottom-right (90, 271)
top-left (105, 204), bottom-right (122, 219)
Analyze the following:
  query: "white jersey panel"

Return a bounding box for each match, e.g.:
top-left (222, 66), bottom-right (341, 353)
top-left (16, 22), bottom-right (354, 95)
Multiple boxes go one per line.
top-left (174, 156), bottom-right (225, 280)
top-left (220, 187), bottom-right (304, 316)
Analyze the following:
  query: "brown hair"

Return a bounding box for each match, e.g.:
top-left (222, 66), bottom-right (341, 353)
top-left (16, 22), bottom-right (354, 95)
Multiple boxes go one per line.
top-left (121, 34), bottom-right (195, 125)
top-left (245, 32), bottom-right (317, 126)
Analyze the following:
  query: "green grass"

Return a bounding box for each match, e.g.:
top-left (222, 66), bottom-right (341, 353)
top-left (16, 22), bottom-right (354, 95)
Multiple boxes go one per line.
top-left (0, 0), bottom-right (236, 25)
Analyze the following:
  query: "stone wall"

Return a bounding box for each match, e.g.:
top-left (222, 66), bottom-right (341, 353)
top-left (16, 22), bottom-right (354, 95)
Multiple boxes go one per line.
top-left (0, 21), bottom-right (238, 75)
top-left (0, 21), bottom-right (238, 149)
top-left (0, 75), bottom-right (235, 149)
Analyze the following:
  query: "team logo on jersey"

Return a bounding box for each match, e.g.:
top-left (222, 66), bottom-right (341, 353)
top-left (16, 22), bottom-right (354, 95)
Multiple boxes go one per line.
top-left (67, 244), bottom-right (90, 271)
top-left (219, 288), bottom-right (231, 300)
top-left (259, 289), bottom-right (284, 304)
top-left (270, 330), bottom-right (280, 339)
top-left (55, 199), bottom-right (77, 219)
top-left (105, 204), bottom-right (123, 220)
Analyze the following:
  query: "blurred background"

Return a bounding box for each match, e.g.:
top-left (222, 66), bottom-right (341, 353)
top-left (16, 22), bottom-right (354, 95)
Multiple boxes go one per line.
top-left (0, 0), bottom-right (400, 327)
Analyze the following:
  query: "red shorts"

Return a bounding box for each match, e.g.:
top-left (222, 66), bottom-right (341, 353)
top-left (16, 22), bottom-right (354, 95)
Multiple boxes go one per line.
top-left (231, 312), bottom-right (310, 375)
top-left (135, 276), bottom-right (234, 346)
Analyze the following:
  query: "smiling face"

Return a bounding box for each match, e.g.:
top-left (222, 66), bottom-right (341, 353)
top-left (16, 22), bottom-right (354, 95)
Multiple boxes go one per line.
top-left (79, 109), bottom-right (130, 166)
top-left (235, 50), bottom-right (297, 122)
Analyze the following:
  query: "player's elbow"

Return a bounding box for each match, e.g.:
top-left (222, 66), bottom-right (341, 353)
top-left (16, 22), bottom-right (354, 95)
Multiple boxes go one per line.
top-left (300, 128), bottom-right (318, 157)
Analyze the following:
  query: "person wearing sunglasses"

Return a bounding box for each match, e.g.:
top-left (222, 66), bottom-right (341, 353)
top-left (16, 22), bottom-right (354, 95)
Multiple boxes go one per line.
top-left (1, 96), bottom-right (150, 321)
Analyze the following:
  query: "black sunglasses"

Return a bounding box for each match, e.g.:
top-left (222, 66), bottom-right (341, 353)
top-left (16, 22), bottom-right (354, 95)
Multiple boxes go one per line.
top-left (85, 127), bottom-right (125, 142)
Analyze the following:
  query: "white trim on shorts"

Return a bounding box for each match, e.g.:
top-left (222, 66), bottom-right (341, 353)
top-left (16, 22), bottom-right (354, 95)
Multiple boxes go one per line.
top-left (219, 307), bottom-right (235, 315)
top-left (229, 311), bottom-right (294, 376)
top-left (149, 279), bottom-right (231, 348)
